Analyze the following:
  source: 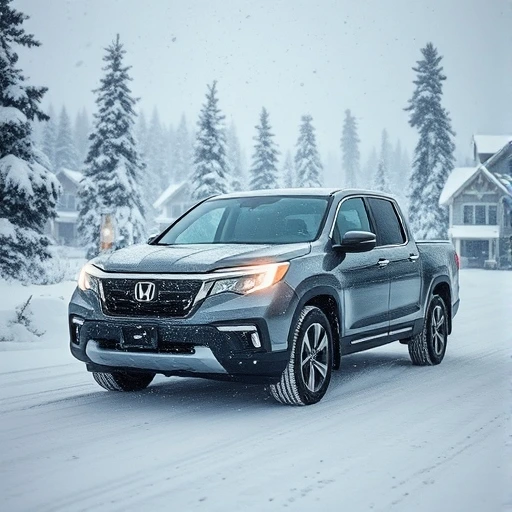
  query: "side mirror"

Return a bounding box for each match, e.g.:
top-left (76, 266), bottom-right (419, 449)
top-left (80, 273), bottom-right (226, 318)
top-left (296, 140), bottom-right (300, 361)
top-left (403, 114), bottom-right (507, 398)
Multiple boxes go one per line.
top-left (147, 234), bottom-right (159, 244)
top-left (332, 230), bottom-right (376, 253)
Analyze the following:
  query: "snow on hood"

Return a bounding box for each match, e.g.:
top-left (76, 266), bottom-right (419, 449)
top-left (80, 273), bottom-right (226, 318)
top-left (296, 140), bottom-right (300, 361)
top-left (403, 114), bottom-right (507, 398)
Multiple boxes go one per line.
top-left (91, 243), bottom-right (311, 273)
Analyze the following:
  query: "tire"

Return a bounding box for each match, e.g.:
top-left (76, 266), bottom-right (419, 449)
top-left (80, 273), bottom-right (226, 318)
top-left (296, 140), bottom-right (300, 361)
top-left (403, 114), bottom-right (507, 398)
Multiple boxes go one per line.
top-left (92, 371), bottom-right (155, 391)
top-left (408, 295), bottom-right (448, 366)
top-left (270, 306), bottom-right (333, 406)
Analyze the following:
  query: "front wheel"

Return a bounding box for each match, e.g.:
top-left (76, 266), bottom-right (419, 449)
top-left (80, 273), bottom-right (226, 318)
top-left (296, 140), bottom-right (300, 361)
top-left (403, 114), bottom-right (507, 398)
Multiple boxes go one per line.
top-left (270, 306), bottom-right (333, 406)
top-left (408, 295), bottom-right (448, 366)
top-left (92, 371), bottom-right (155, 391)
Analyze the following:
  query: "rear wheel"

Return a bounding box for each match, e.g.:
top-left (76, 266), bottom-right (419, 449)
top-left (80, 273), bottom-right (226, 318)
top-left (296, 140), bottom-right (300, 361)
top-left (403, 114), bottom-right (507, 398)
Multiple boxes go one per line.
top-left (270, 306), bottom-right (333, 406)
top-left (92, 371), bottom-right (155, 391)
top-left (408, 295), bottom-right (448, 366)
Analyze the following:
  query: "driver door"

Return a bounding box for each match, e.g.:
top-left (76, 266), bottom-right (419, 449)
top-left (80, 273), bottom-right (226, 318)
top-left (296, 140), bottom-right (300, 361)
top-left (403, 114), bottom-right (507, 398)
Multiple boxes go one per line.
top-left (330, 197), bottom-right (390, 346)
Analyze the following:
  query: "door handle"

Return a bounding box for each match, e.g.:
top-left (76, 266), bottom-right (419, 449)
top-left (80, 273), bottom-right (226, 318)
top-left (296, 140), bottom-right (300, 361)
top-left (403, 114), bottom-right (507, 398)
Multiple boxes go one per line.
top-left (409, 254), bottom-right (419, 262)
top-left (377, 258), bottom-right (390, 268)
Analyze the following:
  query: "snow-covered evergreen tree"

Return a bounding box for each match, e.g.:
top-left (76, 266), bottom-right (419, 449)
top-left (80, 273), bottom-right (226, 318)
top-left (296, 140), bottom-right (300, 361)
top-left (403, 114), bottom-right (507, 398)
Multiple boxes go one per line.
top-left (226, 121), bottom-right (244, 191)
top-left (363, 146), bottom-right (378, 189)
top-left (282, 151), bottom-right (295, 188)
top-left (77, 34), bottom-right (146, 259)
top-left (74, 107), bottom-right (90, 166)
top-left (172, 114), bottom-right (193, 184)
top-left (55, 106), bottom-right (79, 171)
top-left (341, 109), bottom-right (360, 188)
top-left (146, 109), bottom-right (169, 194)
top-left (405, 42), bottom-right (455, 239)
top-left (41, 104), bottom-right (57, 171)
top-left (249, 107), bottom-right (279, 190)
top-left (295, 115), bottom-right (323, 187)
top-left (373, 129), bottom-right (392, 193)
top-left (191, 81), bottom-right (230, 199)
top-left (0, 0), bottom-right (60, 282)
top-left (373, 130), bottom-right (392, 193)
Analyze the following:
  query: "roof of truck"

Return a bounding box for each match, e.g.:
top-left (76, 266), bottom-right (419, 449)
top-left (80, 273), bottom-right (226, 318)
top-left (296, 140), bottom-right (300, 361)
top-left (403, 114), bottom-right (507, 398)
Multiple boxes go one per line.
top-left (214, 188), bottom-right (398, 200)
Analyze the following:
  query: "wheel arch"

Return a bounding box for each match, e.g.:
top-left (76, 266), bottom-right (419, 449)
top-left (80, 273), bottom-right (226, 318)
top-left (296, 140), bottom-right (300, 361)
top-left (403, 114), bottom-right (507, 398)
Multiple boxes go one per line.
top-left (427, 276), bottom-right (452, 334)
top-left (290, 286), bottom-right (342, 370)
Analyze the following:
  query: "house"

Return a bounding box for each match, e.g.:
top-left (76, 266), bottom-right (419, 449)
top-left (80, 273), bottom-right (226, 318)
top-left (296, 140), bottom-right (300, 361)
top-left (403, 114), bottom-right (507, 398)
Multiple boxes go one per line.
top-left (440, 135), bottom-right (512, 268)
top-left (153, 182), bottom-right (195, 232)
top-left (48, 168), bottom-right (82, 246)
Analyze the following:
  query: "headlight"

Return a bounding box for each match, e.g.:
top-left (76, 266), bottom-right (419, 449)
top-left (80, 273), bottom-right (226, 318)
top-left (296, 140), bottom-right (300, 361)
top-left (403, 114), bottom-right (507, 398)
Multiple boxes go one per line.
top-left (210, 262), bottom-right (290, 296)
top-left (78, 264), bottom-right (98, 292)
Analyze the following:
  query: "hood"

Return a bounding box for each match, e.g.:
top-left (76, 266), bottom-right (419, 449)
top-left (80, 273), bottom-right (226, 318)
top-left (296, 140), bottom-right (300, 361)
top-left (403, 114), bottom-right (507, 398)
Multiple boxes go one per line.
top-left (92, 243), bottom-right (311, 274)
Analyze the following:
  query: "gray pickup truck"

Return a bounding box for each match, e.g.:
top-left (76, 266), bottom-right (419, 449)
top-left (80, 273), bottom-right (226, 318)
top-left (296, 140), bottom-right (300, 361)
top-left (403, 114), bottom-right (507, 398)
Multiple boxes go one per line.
top-left (69, 189), bottom-right (459, 405)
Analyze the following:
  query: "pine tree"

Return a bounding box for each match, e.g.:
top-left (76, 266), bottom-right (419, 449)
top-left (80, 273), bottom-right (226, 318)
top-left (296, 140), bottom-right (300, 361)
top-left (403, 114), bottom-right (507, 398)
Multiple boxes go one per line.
top-left (341, 109), bottom-right (360, 188)
top-left (363, 147), bottom-right (379, 189)
top-left (172, 114), bottom-right (193, 184)
top-left (373, 129), bottom-right (392, 193)
top-left (282, 151), bottom-right (295, 188)
top-left (41, 104), bottom-right (57, 171)
top-left (249, 107), bottom-right (280, 190)
top-left (0, 0), bottom-right (60, 282)
top-left (146, 108), bottom-right (169, 194)
top-left (55, 106), bottom-right (79, 171)
top-left (191, 81), bottom-right (230, 199)
top-left (77, 34), bottom-right (146, 259)
top-left (74, 107), bottom-right (90, 166)
top-left (405, 42), bottom-right (455, 239)
top-left (295, 115), bottom-right (323, 187)
top-left (226, 121), bottom-right (244, 191)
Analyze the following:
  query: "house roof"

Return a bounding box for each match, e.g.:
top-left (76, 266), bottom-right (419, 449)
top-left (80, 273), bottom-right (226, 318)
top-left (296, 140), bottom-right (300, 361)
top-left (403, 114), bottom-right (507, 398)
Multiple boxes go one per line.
top-left (473, 135), bottom-right (512, 157)
top-left (153, 181), bottom-right (189, 209)
top-left (57, 168), bottom-right (83, 185)
top-left (440, 140), bottom-right (512, 205)
top-left (439, 167), bottom-right (478, 205)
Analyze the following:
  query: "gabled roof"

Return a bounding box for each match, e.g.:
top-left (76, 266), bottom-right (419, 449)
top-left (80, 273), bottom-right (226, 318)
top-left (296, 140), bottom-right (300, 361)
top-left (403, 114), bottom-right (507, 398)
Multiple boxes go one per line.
top-left (56, 168), bottom-right (83, 186)
top-left (153, 181), bottom-right (189, 209)
top-left (473, 135), bottom-right (512, 157)
top-left (441, 140), bottom-right (512, 205)
top-left (439, 167), bottom-right (478, 205)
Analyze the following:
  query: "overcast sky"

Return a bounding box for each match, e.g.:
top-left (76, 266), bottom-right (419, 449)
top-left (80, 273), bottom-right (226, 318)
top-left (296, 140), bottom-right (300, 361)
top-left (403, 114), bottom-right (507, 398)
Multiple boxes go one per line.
top-left (15, 0), bottom-right (512, 168)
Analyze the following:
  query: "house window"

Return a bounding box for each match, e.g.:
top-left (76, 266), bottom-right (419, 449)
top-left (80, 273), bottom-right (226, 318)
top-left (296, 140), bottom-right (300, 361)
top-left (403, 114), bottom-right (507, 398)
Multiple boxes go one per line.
top-left (463, 205), bottom-right (473, 224)
top-left (462, 204), bottom-right (498, 225)
top-left (474, 205), bottom-right (486, 225)
top-left (57, 193), bottom-right (76, 211)
top-left (488, 205), bottom-right (497, 225)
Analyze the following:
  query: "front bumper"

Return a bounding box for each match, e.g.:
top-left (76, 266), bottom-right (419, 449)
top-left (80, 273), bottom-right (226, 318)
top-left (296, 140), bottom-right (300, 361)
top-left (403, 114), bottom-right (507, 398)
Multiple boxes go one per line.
top-left (68, 280), bottom-right (297, 382)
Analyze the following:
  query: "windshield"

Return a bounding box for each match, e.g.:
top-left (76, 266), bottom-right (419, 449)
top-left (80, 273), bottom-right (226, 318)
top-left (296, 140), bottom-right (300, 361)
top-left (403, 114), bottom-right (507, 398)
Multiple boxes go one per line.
top-left (156, 196), bottom-right (329, 245)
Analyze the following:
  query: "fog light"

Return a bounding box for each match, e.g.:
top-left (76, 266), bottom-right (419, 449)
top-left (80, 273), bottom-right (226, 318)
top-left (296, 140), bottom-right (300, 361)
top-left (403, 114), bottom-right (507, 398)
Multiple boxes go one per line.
top-left (216, 325), bottom-right (262, 348)
top-left (70, 316), bottom-right (84, 345)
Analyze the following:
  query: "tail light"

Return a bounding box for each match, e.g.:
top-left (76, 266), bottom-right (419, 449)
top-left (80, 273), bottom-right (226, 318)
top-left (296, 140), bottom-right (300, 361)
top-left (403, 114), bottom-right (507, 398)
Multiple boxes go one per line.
top-left (454, 252), bottom-right (460, 269)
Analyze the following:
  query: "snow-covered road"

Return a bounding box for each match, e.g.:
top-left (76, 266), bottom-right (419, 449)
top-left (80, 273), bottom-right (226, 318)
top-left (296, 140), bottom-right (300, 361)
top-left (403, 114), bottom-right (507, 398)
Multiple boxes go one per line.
top-left (0, 270), bottom-right (510, 512)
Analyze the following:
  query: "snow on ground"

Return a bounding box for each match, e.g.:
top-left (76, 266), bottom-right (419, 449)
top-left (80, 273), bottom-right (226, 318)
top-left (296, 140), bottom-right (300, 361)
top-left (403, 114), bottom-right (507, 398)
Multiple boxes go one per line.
top-left (0, 270), bottom-right (510, 512)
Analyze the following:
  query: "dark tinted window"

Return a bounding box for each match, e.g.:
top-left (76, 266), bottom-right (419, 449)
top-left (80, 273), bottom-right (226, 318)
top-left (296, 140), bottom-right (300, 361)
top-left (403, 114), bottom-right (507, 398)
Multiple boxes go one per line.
top-left (333, 198), bottom-right (371, 244)
top-left (367, 198), bottom-right (406, 246)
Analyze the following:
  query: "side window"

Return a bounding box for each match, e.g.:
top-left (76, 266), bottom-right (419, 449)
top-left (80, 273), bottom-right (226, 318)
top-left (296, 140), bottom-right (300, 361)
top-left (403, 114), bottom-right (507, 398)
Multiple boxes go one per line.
top-left (333, 198), bottom-right (371, 244)
top-left (367, 198), bottom-right (406, 246)
top-left (174, 207), bottom-right (225, 244)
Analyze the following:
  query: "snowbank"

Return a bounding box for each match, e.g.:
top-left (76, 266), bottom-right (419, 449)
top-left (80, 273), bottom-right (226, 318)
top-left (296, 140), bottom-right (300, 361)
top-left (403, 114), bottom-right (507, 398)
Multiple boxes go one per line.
top-left (0, 280), bottom-right (76, 349)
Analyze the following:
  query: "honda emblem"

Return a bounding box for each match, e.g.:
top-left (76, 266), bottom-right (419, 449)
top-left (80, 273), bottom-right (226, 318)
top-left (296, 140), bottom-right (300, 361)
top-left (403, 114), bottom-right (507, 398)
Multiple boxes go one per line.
top-left (134, 282), bottom-right (156, 302)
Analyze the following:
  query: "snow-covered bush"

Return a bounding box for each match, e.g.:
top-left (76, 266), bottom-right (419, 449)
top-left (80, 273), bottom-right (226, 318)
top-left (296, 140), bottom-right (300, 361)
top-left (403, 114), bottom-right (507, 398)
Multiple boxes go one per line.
top-left (0, 295), bottom-right (44, 343)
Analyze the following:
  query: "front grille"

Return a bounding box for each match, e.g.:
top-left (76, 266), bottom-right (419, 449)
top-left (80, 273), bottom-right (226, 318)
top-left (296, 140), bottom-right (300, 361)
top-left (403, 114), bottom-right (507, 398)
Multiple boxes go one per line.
top-left (100, 279), bottom-right (203, 317)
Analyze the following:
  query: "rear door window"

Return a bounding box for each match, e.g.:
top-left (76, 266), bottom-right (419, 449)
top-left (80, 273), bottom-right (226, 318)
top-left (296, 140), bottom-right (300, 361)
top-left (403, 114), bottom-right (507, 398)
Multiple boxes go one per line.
top-left (367, 198), bottom-right (406, 246)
